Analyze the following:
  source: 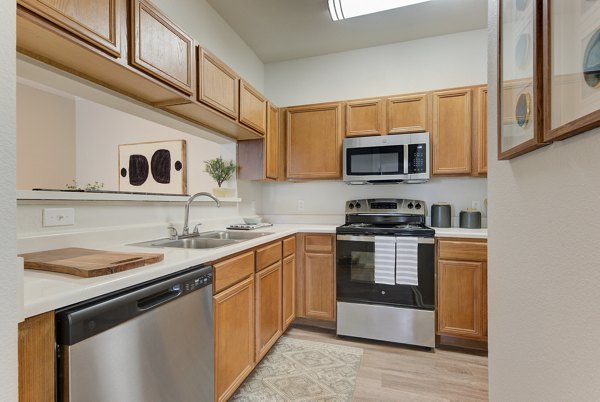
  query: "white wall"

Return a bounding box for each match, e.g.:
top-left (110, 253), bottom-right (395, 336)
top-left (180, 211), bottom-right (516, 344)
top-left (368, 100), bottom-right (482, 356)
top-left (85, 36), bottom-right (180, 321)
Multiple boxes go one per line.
top-left (261, 29), bottom-right (488, 223)
top-left (262, 178), bottom-right (487, 225)
top-left (152, 0), bottom-right (265, 92)
top-left (0, 0), bottom-right (20, 399)
top-left (488, 1), bottom-right (600, 400)
top-left (265, 29), bottom-right (488, 106)
top-left (75, 98), bottom-right (236, 194)
top-left (17, 83), bottom-right (76, 190)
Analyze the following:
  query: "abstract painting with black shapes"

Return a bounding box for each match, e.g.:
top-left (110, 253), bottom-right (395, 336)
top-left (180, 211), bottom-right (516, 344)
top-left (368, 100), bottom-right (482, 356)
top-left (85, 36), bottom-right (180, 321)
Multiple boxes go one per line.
top-left (118, 140), bottom-right (187, 195)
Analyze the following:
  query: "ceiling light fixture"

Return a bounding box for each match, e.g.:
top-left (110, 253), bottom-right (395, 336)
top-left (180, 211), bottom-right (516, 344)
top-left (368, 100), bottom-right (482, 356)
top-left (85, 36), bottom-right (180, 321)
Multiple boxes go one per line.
top-left (328, 0), bottom-right (432, 21)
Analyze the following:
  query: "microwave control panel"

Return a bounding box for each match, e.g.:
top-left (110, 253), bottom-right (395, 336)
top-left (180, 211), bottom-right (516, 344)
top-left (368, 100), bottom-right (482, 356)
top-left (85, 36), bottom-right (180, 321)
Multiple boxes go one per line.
top-left (408, 144), bottom-right (427, 174)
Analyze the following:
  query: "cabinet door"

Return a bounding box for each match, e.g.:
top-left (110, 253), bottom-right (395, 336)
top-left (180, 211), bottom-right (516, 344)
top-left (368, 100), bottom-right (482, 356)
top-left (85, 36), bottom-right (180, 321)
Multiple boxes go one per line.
top-left (19, 312), bottom-right (55, 402)
top-left (239, 80), bottom-right (267, 135)
top-left (198, 47), bottom-right (239, 119)
top-left (19, 0), bottom-right (121, 57)
top-left (304, 252), bottom-right (335, 321)
top-left (345, 98), bottom-right (385, 137)
top-left (473, 86), bottom-right (488, 175)
top-left (130, 0), bottom-right (194, 95)
top-left (214, 276), bottom-right (255, 402)
top-left (387, 93), bottom-right (430, 134)
top-left (282, 253), bottom-right (296, 330)
top-left (255, 262), bottom-right (283, 361)
top-left (437, 260), bottom-right (486, 340)
top-left (266, 103), bottom-right (279, 180)
top-left (432, 89), bottom-right (472, 175)
top-left (286, 103), bottom-right (343, 180)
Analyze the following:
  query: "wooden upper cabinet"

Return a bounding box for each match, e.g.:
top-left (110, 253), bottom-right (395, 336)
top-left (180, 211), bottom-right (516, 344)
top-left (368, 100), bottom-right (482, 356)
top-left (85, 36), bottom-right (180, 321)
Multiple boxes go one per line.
top-left (286, 103), bottom-right (344, 180)
top-left (473, 86), bottom-right (488, 176)
top-left (18, 0), bottom-right (121, 57)
top-left (387, 93), bottom-right (430, 134)
top-left (345, 98), bottom-right (386, 137)
top-left (198, 47), bottom-right (239, 119)
top-left (265, 103), bottom-right (280, 180)
top-left (239, 80), bottom-right (267, 135)
top-left (432, 89), bottom-right (472, 175)
top-left (130, 0), bottom-right (194, 95)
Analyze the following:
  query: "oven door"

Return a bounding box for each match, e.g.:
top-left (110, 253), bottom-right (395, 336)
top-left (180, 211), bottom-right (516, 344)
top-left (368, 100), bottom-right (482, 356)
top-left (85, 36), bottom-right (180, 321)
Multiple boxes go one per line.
top-left (336, 234), bottom-right (435, 310)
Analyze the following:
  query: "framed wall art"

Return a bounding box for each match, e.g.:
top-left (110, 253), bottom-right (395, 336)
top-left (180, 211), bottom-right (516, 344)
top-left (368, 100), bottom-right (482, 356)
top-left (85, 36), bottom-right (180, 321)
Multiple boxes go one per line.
top-left (542, 0), bottom-right (600, 141)
top-left (498, 0), bottom-right (547, 159)
top-left (118, 140), bottom-right (187, 195)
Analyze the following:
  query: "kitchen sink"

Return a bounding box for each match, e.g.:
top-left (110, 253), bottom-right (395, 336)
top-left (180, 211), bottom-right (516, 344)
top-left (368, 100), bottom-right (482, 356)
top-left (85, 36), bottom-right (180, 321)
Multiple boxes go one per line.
top-left (152, 237), bottom-right (238, 249)
top-left (196, 230), bottom-right (273, 241)
top-left (131, 230), bottom-right (274, 249)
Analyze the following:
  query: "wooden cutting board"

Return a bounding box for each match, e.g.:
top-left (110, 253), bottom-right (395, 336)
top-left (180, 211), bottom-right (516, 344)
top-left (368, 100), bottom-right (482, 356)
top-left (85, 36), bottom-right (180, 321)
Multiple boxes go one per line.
top-left (20, 247), bottom-right (164, 278)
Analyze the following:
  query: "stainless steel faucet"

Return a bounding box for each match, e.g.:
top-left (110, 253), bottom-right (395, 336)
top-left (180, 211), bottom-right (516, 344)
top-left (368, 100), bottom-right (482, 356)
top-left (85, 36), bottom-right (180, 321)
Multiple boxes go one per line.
top-left (182, 192), bottom-right (221, 236)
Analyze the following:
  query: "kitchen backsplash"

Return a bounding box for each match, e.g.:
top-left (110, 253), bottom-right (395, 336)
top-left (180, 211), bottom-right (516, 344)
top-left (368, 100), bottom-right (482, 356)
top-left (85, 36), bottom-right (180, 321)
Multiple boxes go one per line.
top-left (257, 178), bottom-right (488, 228)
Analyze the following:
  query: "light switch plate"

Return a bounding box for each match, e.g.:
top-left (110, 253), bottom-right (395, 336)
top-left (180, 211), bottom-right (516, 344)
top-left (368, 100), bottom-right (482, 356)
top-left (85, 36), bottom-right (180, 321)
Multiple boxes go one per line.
top-left (471, 201), bottom-right (481, 211)
top-left (43, 208), bottom-right (75, 227)
top-left (297, 200), bottom-right (305, 211)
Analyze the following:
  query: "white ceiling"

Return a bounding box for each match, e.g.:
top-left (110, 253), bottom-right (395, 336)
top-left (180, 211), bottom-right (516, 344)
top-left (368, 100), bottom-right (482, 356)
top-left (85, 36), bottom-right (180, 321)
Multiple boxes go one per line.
top-left (206, 0), bottom-right (488, 64)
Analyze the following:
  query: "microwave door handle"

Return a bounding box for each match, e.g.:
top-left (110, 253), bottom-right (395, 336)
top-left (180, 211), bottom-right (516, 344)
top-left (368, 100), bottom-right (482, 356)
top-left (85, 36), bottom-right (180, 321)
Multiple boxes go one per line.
top-left (403, 144), bottom-right (409, 175)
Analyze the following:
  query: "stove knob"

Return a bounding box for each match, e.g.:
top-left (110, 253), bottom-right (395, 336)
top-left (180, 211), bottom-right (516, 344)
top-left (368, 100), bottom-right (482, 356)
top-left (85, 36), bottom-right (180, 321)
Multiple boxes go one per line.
top-left (415, 203), bottom-right (422, 210)
top-left (348, 203), bottom-right (355, 210)
top-left (407, 203), bottom-right (414, 209)
top-left (355, 202), bottom-right (362, 209)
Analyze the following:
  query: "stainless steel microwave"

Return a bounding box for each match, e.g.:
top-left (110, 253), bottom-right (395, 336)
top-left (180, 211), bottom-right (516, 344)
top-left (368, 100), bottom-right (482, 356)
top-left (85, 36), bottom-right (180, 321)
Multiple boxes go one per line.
top-left (343, 133), bottom-right (430, 184)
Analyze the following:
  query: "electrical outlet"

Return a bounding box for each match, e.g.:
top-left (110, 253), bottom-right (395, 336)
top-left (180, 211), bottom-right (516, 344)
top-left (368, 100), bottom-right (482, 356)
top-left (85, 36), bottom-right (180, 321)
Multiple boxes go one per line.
top-left (43, 208), bottom-right (75, 227)
top-left (297, 200), bottom-right (305, 211)
top-left (471, 201), bottom-right (481, 211)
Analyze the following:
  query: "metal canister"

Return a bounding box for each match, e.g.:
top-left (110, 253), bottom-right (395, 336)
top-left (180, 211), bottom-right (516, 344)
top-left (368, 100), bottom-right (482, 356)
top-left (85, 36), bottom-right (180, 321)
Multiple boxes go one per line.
top-left (459, 209), bottom-right (482, 229)
top-left (431, 202), bottom-right (451, 228)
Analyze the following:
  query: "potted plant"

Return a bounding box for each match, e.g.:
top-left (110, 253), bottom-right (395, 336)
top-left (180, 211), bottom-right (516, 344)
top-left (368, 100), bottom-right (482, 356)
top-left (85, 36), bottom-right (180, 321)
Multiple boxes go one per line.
top-left (204, 157), bottom-right (237, 197)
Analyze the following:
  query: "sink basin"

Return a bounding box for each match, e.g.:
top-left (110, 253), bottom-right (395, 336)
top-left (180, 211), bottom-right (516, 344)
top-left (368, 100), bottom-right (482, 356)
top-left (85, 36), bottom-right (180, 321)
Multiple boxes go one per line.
top-left (131, 230), bottom-right (274, 249)
top-left (196, 230), bottom-right (274, 240)
top-left (153, 237), bottom-right (237, 249)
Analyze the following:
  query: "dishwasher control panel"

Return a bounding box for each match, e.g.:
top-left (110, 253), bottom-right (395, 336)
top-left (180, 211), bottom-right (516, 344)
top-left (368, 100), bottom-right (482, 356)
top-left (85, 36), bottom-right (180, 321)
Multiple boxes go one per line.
top-left (178, 272), bottom-right (212, 293)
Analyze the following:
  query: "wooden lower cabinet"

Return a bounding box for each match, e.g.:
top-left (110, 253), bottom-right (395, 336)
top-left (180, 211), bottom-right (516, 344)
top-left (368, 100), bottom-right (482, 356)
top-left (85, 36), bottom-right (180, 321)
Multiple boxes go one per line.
top-left (282, 253), bottom-right (296, 330)
top-left (255, 262), bottom-right (283, 361)
top-left (18, 311), bottom-right (55, 402)
top-left (436, 238), bottom-right (488, 348)
top-left (214, 276), bottom-right (255, 402)
top-left (297, 234), bottom-right (336, 321)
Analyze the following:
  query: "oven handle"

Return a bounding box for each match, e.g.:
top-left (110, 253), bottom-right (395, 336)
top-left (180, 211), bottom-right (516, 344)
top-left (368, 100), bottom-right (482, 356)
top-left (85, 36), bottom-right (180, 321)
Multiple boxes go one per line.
top-left (337, 234), bottom-right (435, 244)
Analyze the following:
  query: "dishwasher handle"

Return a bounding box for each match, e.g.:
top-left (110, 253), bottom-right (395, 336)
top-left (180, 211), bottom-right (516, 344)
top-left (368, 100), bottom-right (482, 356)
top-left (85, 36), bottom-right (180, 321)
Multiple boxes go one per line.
top-left (56, 264), bottom-right (212, 346)
top-left (137, 287), bottom-right (183, 311)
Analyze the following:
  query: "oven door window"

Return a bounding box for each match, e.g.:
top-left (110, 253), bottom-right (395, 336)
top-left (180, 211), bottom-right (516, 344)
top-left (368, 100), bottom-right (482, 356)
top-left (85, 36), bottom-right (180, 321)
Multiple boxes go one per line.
top-left (350, 251), bottom-right (375, 283)
top-left (346, 145), bottom-right (405, 176)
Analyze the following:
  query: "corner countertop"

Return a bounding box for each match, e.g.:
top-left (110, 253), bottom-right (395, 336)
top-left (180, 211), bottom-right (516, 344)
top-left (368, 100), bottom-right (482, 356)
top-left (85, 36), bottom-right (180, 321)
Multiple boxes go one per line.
top-left (22, 224), bottom-right (337, 319)
top-left (22, 223), bottom-right (488, 319)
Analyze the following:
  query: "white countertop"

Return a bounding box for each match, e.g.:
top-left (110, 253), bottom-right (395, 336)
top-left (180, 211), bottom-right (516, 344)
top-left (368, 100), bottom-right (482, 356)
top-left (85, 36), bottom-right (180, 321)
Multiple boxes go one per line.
top-left (22, 223), bottom-right (487, 319)
top-left (433, 227), bottom-right (488, 239)
top-left (22, 224), bottom-right (336, 319)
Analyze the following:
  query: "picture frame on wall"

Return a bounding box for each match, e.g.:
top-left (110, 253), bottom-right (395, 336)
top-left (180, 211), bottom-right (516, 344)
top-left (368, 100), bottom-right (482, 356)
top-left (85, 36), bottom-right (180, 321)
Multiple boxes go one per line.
top-left (498, 0), bottom-right (547, 159)
top-left (542, 0), bottom-right (600, 142)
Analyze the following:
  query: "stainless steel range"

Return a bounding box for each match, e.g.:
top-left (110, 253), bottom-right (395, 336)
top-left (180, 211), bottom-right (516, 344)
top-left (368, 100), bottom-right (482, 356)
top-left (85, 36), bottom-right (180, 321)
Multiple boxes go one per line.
top-left (336, 198), bottom-right (435, 348)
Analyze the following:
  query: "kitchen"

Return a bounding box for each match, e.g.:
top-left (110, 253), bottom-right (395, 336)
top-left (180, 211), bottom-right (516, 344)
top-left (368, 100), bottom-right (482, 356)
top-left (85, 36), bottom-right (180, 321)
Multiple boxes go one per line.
top-left (1, 2), bottom-right (594, 399)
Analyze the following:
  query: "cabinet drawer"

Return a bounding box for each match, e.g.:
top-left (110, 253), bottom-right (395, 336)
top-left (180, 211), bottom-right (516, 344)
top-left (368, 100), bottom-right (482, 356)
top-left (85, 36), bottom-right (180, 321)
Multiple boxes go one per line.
top-left (438, 239), bottom-right (487, 262)
top-left (214, 251), bottom-right (254, 293)
top-left (283, 236), bottom-right (295, 257)
top-left (256, 242), bottom-right (282, 272)
top-left (304, 234), bottom-right (333, 253)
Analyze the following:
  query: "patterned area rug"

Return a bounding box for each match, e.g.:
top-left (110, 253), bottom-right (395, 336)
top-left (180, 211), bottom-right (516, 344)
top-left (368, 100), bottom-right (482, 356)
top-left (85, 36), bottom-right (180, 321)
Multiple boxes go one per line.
top-left (232, 336), bottom-right (363, 401)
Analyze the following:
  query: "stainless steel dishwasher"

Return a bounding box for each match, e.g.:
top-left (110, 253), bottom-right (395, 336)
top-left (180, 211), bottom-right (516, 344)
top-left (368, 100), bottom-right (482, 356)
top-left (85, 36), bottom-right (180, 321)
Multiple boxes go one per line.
top-left (55, 265), bottom-right (214, 402)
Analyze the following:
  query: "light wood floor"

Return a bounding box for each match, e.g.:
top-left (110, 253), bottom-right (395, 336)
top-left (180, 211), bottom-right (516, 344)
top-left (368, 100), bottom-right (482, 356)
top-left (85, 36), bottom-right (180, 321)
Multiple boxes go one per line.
top-left (286, 326), bottom-right (488, 401)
